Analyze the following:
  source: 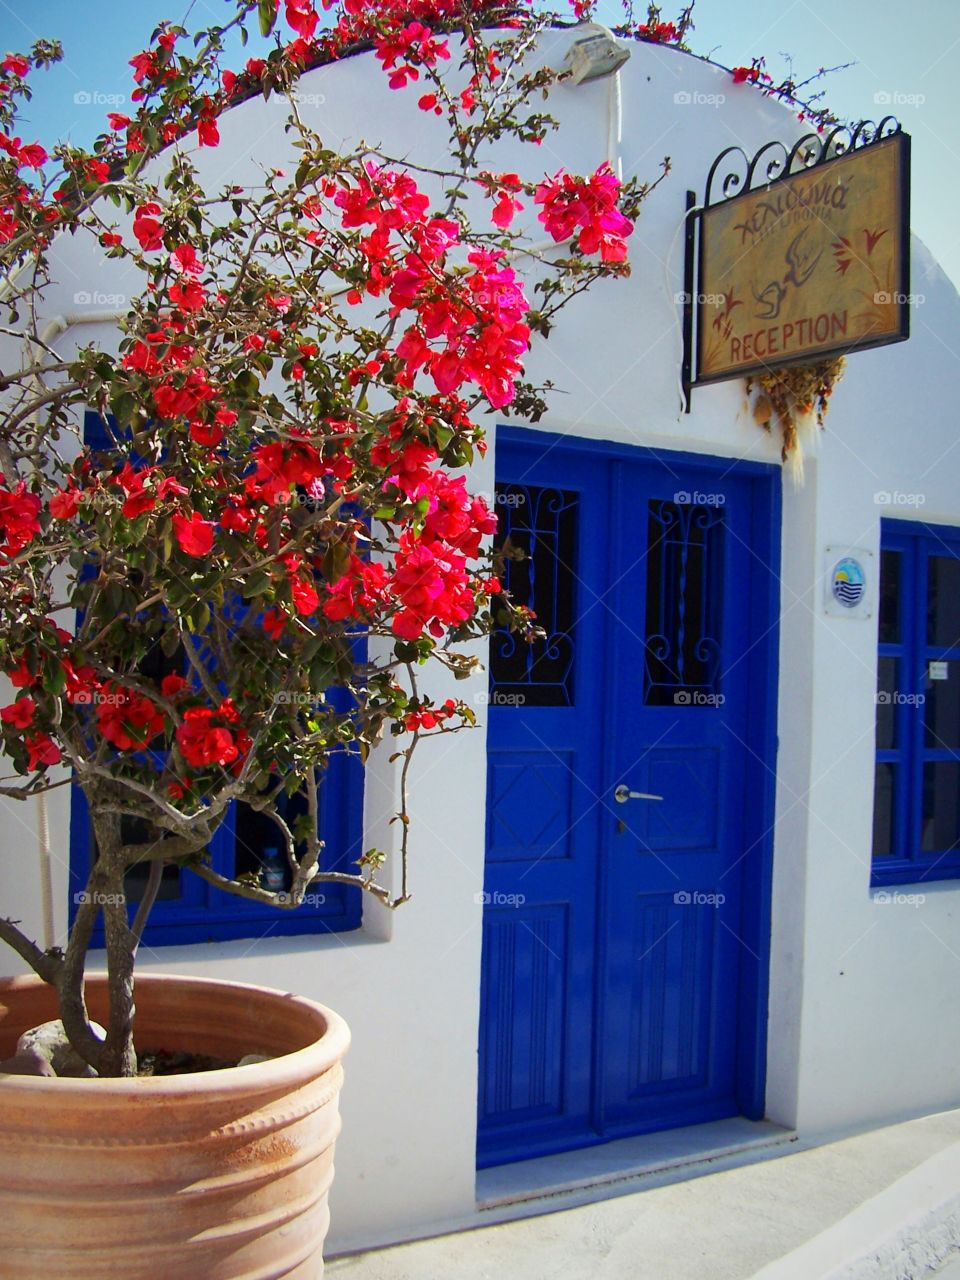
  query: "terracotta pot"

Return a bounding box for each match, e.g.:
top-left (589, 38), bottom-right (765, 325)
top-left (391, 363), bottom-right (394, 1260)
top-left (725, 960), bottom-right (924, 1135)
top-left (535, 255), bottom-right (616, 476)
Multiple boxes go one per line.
top-left (0, 973), bottom-right (349, 1279)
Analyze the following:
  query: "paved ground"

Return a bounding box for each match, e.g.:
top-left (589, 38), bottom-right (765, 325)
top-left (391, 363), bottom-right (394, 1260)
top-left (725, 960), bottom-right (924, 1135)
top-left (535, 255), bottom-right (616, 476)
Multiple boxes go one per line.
top-left (327, 1110), bottom-right (960, 1280)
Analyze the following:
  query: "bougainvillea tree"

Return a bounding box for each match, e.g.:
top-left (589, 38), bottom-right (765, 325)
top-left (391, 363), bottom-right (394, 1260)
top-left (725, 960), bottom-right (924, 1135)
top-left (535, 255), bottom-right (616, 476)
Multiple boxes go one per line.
top-left (0, 0), bottom-right (672, 1075)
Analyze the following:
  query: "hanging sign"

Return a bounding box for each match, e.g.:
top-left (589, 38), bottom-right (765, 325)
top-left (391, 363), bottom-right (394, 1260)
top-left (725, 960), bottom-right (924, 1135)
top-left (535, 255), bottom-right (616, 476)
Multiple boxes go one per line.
top-left (694, 131), bottom-right (910, 385)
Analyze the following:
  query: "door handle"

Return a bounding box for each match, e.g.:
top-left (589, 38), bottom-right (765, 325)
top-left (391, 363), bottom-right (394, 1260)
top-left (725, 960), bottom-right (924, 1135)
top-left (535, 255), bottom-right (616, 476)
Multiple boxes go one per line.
top-left (614, 784), bottom-right (663, 804)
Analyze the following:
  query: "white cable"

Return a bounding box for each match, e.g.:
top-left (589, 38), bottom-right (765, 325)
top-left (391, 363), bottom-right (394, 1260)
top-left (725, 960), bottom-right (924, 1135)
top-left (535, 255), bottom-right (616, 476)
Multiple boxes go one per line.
top-left (662, 200), bottom-right (704, 416)
top-left (607, 68), bottom-right (623, 178)
top-left (36, 791), bottom-right (54, 950)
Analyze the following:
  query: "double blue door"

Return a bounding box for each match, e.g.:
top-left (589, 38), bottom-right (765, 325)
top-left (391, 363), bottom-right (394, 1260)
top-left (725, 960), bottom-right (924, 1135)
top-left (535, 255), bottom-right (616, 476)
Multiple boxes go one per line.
top-left (477, 430), bottom-right (779, 1167)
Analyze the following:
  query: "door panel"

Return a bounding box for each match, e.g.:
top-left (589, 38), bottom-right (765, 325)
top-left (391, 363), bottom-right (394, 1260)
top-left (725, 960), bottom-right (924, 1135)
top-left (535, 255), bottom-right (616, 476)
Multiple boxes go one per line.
top-left (598, 464), bottom-right (751, 1131)
top-left (478, 432), bottom-right (776, 1168)
top-left (477, 453), bottom-right (610, 1165)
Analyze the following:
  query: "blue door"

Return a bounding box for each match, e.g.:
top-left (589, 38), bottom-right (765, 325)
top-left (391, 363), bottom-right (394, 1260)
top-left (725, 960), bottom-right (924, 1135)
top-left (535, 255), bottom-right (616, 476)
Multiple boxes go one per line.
top-left (477, 429), bottom-right (779, 1168)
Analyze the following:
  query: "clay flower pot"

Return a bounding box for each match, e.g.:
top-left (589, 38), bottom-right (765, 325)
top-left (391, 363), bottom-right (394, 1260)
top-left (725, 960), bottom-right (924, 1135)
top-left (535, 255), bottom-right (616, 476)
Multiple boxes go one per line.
top-left (0, 973), bottom-right (349, 1279)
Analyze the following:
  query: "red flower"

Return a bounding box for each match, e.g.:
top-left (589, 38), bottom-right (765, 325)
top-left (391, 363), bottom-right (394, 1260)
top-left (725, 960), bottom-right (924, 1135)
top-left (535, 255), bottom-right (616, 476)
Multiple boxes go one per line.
top-left (85, 159), bottom-right (109, 184)
top-left (16, 142), bottom-right (47, 170)
top-left (418, 93), bottom-right (441, 115)
top-left (1, 698), bottom-right (35, 729)
top-left (160, 674), bottom-right (188, 698)
top-left (8, 656), bottom-right (35, 688)
top-left (1, 54), bottom-right (29, 77)
top-left (248, 440), bottom-right (324, 504)
top-left (100, 232), bottom-right (123, 248)
top-left (25, 733), bottom-right (60, 772)
top-left (107, 112), bottom-right (131, 131)
top-left (323, 557), bottom-right (388, 623)
top-left (49, 485), bottom-right (81, 519)
top-left (290, 573), bottom-right (319, 616)
top-left (492, 191), bottom-right (523, 229)
top-left (96, 685), bottom-right (165, 751)
top-left (535, 163), bottom-right (633, 262)
top-left (172, 511), bottom-right (216, 557)
top-left (197, 117), bottom-right (220, 148)
top-left (0, 482), bottom-right (41, 561)
top-left (133, 202), bottom-right (164, 250)
top-left (189, 420), bottom-right (224, 447)
top-left (169, 278), bottom-right (206, 312)
top-left (285, 0), bottom-right (319, 40)
top-left (171, 243), bottom-right (202, 274)
top-left (176, 707), bottom-right (240, 769)
top-left (114, 463), bottom-right (156, 518)
top-left (638, 21), bottom-right (678, 43)
top-left (63, 659), bottom-right (99, 705)
top-left (261, 606), bottom-right (289, 640)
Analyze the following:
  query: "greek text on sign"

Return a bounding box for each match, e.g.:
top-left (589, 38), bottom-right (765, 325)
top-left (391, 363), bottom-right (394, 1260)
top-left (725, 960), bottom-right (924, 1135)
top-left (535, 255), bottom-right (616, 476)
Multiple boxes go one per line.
top-left (696, 133), bottom-right (909, 382)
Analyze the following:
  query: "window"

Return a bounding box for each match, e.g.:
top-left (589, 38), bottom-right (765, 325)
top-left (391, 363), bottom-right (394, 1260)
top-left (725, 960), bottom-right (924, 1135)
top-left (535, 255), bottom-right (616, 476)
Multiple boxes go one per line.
top-left (872, 520), bottom-right (960, 885)
top-left (489, 484), bottom-right (578, 707)
top-left (643, 498), bottom-right (724, 706)
top-left (68, 412), bottom-right (362, 945)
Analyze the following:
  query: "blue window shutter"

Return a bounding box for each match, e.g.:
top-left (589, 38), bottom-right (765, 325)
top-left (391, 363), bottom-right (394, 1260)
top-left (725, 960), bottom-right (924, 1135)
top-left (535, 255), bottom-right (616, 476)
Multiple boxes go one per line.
top-left (872, 519), bottom-right (960, 886)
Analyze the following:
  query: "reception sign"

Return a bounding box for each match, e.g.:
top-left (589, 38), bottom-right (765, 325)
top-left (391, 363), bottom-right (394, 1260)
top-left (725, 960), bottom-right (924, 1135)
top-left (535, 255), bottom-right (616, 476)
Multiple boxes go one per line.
top-left (695, 132), bottom-right (910, 384)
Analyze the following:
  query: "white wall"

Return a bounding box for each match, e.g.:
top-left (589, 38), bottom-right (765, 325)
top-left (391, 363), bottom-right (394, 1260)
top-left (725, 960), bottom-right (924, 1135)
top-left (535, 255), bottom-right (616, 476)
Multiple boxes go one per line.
top-left (2, 29), bottom-right (960, 1252)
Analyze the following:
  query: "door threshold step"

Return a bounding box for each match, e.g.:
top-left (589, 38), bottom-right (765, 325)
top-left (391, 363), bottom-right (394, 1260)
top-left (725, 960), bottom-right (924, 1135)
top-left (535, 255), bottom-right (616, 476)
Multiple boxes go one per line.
top-left (476, 1117), bottom-right (796, 1211)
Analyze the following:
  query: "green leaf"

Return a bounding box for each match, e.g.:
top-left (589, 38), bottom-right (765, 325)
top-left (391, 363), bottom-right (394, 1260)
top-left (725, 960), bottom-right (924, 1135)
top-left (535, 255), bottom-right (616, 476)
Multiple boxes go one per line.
top-left (258, 0), bottom-right (277, 37)
top-left (243, 570), bottom-right (272, 597)
top-left (231, 369), bottom-right (260, 401)
top-left (393, 641), bottom-right (420, 664)
top-left (321, 542), bottom-right (351, 583)
top-left (43, 662), bottom-right (68, 698)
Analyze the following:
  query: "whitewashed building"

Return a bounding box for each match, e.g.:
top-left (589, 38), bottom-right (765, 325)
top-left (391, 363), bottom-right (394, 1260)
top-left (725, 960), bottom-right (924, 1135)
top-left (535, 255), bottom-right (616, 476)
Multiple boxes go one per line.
top-left (3, 26), bottom-right (960, 1256)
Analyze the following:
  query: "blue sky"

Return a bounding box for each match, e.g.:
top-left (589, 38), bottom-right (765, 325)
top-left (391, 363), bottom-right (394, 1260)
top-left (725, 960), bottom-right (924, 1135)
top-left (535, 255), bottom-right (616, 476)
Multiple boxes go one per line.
top-left (2, 0), bottom-right (959, 288)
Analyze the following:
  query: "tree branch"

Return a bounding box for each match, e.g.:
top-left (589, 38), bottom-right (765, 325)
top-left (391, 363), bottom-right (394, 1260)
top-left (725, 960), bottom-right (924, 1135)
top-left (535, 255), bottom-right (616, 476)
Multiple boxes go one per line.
top-left (0, 917), bottom-right (63, 984)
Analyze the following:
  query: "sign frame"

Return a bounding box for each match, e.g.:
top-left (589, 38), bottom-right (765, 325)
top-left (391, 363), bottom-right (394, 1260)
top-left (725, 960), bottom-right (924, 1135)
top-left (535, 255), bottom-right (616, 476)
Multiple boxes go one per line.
top-left (682, 121), bottom-right (911, 405)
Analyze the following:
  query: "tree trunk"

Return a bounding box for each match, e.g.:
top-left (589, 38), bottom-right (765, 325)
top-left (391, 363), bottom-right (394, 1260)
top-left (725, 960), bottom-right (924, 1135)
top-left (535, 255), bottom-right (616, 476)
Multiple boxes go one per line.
top-left (86, 810), bottom-right (137, 1076)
